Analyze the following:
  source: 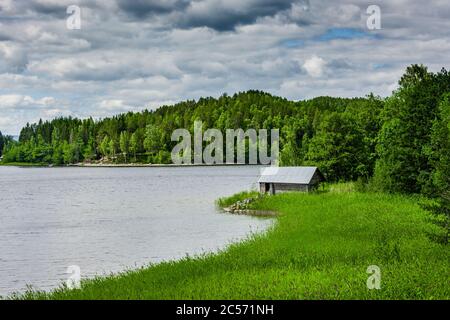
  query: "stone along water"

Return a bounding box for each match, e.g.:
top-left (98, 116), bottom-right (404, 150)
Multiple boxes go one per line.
top-left (0, 166), bottom-right (272, 296)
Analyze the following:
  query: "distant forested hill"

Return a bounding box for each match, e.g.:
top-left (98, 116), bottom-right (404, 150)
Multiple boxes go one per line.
top-left (2, 93), bottom-right (381, 179)
top-left (2, 64), bottom-right (449, 197)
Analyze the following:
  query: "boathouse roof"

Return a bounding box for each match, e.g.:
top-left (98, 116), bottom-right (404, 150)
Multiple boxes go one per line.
top-left (258, 166), bottom-right (324, 185)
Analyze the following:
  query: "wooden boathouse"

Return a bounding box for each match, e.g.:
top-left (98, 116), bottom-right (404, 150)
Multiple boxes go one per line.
top-left (258, 166), bottom-right (325, 195)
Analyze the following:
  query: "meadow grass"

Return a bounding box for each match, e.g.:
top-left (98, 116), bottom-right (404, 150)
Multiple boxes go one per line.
top-left (17, 187), bottom-right (449, 300)
top-left (216, 190), bottom-right (260, 208)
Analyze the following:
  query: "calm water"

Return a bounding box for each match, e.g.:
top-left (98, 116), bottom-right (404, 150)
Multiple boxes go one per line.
top-left (0, 166), bottom-right (271, 296)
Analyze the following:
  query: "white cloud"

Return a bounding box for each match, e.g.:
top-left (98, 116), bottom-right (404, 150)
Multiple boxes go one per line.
top-left (0, 0), bottom-right (14, 12)
top-left (303, 56), bottom-right (327, 78)
top-left (98, 99), bottom-right (133, 111)
top-left (0, 94), bottom-right (68, 134)
top-left (0, 94), bottom-right (56, 109)
top-left (0, 43), bottom-right (28, 73)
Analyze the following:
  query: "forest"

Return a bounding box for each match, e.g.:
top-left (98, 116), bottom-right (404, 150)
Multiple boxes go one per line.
top-left (1, 64), bottom-right (449, 198)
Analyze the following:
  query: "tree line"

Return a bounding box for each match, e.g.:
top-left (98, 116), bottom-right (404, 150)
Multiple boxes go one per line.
top-left (1, 64), bottom-right (449, 198)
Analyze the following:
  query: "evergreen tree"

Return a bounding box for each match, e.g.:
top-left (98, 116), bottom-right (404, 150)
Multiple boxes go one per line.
top-left (426, 94), bottom-right (450, 194)
top-left (83, 137), bottom-right (97, 161)
top-left (374, 65), bottom-right (450, 193)
top-left (305, 112), bottom-right (366, 181)
top-left (0, 131), bottom-right (4, 157)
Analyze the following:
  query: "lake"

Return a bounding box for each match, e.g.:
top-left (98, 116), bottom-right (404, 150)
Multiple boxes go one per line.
top-left (0, 165), bottom-right (272, 296)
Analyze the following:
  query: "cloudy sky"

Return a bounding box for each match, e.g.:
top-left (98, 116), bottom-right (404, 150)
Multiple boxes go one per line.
top-left (0, 0), bottom-right (449, 134)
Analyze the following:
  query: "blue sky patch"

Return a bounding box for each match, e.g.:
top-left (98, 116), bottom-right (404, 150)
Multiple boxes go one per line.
top-left (280, 39), bottom-right (305, 48)
top-left (316, 28), bottom-right (380, 41)
top-left (373, 63), bottom-right (391, 70)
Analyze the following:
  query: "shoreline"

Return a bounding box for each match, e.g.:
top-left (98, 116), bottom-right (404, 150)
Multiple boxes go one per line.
top-left (0, 162), bottom-right (48, 167)
top-left (0, 162), bottom-right (266, 168)
top-left (70, 163), bottom-right (264, 168)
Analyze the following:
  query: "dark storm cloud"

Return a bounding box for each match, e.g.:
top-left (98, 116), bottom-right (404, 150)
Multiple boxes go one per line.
top-left (29, 2), bottom-right (67, 16)
top-left (117, 0), bottom-right (190, 17)
top-left (116, 0), bottom-right (306, 31)
top-left (0, 1), bottom-right (85, 19)
top-left (176, 0), bottom-right (299, 31)
top-left (0, 34), bottom-right (12, 41)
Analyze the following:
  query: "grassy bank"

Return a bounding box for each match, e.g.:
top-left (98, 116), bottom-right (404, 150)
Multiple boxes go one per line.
top-left (216, 190), bottom-right (260, 208)
top-left (18, 187), bottom-right (449, 300)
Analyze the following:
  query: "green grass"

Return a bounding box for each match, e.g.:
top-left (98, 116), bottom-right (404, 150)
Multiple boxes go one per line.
top-left (15, 187), bottom-right (449, 300)
top-left (216, 190), bottom-right (260, 208)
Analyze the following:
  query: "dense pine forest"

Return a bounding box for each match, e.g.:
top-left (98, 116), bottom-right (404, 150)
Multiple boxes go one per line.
top-left (1, 64), bottom-right (449, 198)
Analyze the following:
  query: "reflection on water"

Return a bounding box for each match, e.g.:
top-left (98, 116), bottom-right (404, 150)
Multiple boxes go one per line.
top-left (0, 166), bottom-right (271, 296)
